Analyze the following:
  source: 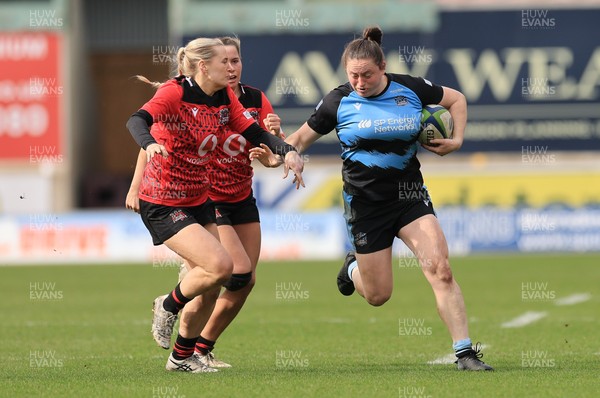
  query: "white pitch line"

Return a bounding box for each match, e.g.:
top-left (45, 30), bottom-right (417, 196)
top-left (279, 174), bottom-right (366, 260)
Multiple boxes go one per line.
top-left (555, 293), bottom-right (591, 306)
top-left (501, 311), bottom-right (547, 328)
top-left (427, 344), bottom-right (489, 365)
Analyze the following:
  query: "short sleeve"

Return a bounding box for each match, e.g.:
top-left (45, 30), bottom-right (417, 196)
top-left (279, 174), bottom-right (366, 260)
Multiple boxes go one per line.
top-left (140, 80), bottom-right (182, 122)
top-left (226, 86), bottom-right (256, 132)
top-left (306, 85), bottom-right (349, 135)
top-left (392, 74), bottom-right (444, 106)
top-left (258, 92), bottom-right (274, 130)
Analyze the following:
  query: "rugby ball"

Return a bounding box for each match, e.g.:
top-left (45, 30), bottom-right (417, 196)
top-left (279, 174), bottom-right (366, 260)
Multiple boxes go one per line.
top-left (418, 105), bottom-right (453, 145)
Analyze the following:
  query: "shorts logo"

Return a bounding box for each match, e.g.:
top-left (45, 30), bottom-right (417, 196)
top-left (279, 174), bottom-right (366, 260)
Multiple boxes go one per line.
top-left (215, 209), bottom-right (222, 218)
top-left (354, 232), bottom-right (368, 247)
top-left (169, 209), bottom-right (188, 223)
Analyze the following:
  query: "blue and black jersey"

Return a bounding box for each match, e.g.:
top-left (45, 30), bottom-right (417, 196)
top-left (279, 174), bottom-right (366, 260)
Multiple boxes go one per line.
top-left (307, 73), bottom-right (443, 201)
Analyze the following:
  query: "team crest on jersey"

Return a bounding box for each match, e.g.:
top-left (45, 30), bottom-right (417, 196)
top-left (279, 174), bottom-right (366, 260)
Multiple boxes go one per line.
top-left (354, 232), bottom-right (368, 247)
top-left (218, 108), bottom-right (230, 125)
top-left (169, 209), bottom-right (188, 223)
top-left (394, 96), bottom-right (408, 106)
top-left (248, 110), bottom-right (259, 122)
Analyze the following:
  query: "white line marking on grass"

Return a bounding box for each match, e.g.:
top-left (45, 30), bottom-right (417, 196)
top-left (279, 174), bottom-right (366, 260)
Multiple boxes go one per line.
top-left (427, 344), bottom-right (489, 365)
top-left (427, 353), bottom-right (456, 365)
top-left (321, 318), bottom-right (351, 324)
top-left (501, 311), bottom-right (547, 328)
top-left (555, 293), bottom-right (591, 306)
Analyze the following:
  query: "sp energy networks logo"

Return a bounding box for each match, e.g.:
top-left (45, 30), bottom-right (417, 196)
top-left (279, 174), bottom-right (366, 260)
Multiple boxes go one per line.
top-left (357, 119), bottom-right (372, 129)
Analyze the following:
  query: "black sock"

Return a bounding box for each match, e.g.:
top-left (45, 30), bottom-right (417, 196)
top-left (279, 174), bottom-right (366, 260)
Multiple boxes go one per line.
top-left (162, 283), bottom-right (192, 314)
top-left (195, 335), bottom-right (216, 355)
top-left (172, 334), bottom-right (198, 360)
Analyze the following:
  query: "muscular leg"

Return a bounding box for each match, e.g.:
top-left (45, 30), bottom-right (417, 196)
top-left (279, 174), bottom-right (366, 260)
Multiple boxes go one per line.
top-left (397, 214), bottom-right (469, 341)
top-left (200, 222), bottom-right (261, 341)
top-left (178, 287), bottom-right (220, 338)
top-left (351, 247), bottom-right (394, 307)
top-left (164, 223), bottom-right (233, 338)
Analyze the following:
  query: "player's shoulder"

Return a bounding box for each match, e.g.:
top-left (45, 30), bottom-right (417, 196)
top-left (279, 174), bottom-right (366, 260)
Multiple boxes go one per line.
top-left (155, 77), bottom-right (185, 95)
top-left (239, 83), bottom-right (263, 96)
top-left (388, 73), bottom-right (437, 89)
top-left (332, 82), bottom-right (353, 97)
top-left (320, 82), bottom-right (352, 105)
top-left (239, 83), bottom-right (264, 106)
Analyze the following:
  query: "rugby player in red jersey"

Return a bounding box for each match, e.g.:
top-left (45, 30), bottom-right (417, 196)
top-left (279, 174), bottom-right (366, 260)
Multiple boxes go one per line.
top-left (127, 36), bottom-right (287, 369)
top-left (126, 37), bottom-right (304, 373)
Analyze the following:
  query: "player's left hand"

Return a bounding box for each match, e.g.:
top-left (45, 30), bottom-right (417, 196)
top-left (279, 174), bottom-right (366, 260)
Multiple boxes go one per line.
top-left (263, 113), bottom-right (285, 138)
top-left (249, 143), bottom-right (283, 167)
top-left (421, 137), bottom-right (463, 156)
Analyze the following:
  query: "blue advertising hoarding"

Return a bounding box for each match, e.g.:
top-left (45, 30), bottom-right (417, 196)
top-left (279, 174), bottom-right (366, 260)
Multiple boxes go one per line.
top-left (186, 9), bottom-right (600, 154)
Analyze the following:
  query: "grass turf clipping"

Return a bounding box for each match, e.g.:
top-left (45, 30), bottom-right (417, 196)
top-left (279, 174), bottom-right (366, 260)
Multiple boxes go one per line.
top-left (1, 254), bottom-right (599, 398)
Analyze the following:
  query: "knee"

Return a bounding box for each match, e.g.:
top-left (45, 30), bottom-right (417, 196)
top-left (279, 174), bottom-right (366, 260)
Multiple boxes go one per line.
top-left (247, 273), bottom-right (256, 290)
top-left (364, 292), bottom-right (391, 307)
top-left (207, 254), bottom-right (234, 286)
top-left (425, 256), bottom-right (453, 284)
top-left (223, 271), bottom-right (253, 292)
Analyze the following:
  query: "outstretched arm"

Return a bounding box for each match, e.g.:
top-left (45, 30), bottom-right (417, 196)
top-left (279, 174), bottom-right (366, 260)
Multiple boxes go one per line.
top-left (241, 123), bottom-right (305, 189)
top-left (285, 122), bottom-right (322, 153)
top-left (249, 122), bottom-right (322, 167)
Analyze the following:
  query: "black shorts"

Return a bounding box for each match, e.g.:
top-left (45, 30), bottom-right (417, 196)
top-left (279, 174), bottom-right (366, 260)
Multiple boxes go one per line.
top-left (139, 199), bottom-right (217, 245)
top-left (342, 187), bottom-right (436, 254)
top-left (214, 192), bottom-right (260, 226)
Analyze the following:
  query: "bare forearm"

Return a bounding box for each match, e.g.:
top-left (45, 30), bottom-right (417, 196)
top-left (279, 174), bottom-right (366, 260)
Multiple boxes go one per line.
top-left (284, 122), bottom-right (321, 154)
top-left (129, 149), bottom-right (147, 192)
top-left (440, 87), bottom-right (467, 146)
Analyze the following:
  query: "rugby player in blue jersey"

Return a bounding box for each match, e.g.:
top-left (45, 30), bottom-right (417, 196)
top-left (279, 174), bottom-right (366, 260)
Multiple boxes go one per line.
top-left (251, 26), bottom-right (493, 371)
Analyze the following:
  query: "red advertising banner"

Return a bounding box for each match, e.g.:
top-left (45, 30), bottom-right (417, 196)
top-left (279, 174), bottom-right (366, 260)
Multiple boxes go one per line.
top-left (0, 32), bottom-right (63, 161)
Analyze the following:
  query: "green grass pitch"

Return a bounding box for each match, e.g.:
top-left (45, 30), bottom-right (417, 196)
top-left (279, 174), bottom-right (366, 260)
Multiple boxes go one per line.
top-left (1, 254), bottom-right (599, 397)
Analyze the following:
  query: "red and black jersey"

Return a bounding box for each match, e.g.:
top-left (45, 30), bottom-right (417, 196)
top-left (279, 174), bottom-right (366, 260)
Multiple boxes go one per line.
top-left (207, 84), bottom-right (274, 203)
top-left (137, 76), bottom-right (256, 206)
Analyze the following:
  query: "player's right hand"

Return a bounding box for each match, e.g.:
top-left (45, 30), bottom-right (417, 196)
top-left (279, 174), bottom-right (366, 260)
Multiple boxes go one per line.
top-left (283, 151), bottom-right (305, 189)
top-left (146, 143), bottom-right (168, 162)
top-left (125, 190), bottom-right (140, 213)
top-left (421, 137), bottom-right (463, 156)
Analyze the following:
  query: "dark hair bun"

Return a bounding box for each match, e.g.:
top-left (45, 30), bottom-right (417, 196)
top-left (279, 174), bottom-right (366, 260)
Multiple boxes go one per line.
top-left (363, 26), bottom-right (383, 45)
